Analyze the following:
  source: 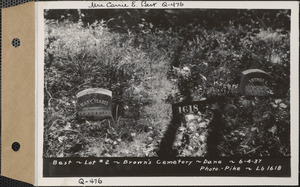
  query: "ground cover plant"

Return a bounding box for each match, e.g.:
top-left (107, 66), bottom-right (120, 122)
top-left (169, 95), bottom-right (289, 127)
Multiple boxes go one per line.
top-left (43, 9), bottom-right (290, 158)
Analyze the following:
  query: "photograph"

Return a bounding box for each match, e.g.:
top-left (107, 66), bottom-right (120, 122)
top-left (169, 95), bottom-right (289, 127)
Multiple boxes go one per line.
top-left (43, 8), bottom-right (290, 159)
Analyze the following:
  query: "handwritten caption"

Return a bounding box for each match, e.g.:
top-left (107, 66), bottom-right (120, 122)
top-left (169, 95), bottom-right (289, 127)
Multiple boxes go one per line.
top-left (88, 1), bottom-right (185, 8)
top-left (51, 158), bottom-right (284, 172)
top-left (44, 157), bottom-right (290, 179)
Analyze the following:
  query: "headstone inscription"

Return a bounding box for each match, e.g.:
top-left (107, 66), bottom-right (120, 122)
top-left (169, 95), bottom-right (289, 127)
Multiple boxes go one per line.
top-left (76, 88), bottom-right (112, 120)
top-left (238, 69), bottom-right (273, 96)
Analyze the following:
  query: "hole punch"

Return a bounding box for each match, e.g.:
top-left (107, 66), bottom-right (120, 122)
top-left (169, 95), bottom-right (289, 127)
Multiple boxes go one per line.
top-left (12, 142), bottom-right (21, 151)
top-left (12, 38), bottom-right (21, 48)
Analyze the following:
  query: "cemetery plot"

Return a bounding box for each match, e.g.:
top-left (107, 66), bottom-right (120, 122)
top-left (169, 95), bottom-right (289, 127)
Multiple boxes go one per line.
top-left (171, 101), bottom-right (211, 157)
top-left (43, 9), bottom-right (290, 159)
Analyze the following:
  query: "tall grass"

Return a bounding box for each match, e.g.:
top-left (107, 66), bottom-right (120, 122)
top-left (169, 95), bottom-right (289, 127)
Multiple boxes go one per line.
top-left (44, 18), bottom-right (290, 157)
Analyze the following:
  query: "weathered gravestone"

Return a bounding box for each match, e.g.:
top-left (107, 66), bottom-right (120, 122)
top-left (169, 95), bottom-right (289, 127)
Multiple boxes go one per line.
top-left (238, 69), bottom-right (273, 96)
top-left (76, 88), bottom-right (112, 120)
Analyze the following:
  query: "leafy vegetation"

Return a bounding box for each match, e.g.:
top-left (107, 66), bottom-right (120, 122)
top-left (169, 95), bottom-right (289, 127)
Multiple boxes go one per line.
top-left (44, 9), bottom-right (290, 158)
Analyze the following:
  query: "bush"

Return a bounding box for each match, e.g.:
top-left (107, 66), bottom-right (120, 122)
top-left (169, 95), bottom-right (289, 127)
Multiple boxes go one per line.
top-left (44, 10), bottom-right (290, 157)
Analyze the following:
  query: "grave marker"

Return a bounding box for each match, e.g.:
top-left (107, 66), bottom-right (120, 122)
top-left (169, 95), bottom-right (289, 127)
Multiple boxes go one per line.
top-left (76, 88), bottom-right (112, 120)
top-left (238, 69), bottom-right (272, 96)
top-left (172, 100), bottom-right (207, 116)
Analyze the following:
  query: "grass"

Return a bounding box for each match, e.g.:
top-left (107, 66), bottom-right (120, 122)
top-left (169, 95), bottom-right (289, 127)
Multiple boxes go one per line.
top-left (44, 16), bottom-right (290, 158)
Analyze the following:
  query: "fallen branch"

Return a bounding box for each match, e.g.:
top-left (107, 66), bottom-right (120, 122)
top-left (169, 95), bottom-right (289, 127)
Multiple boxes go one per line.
top-left (245, 145), bottom-right (263, 155)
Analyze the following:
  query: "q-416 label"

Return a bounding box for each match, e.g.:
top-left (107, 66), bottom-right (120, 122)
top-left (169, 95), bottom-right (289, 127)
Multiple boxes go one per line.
top-left (162, 2), bottom-right (184, 7)
top-left (78, 178), bottom-right (102, 185)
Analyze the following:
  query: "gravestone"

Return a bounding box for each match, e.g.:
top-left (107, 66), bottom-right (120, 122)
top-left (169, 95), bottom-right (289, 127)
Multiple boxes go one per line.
top-left (76, 88), bottom-right (112, 120)
top-left (238, 69), bottom-right (272, 96)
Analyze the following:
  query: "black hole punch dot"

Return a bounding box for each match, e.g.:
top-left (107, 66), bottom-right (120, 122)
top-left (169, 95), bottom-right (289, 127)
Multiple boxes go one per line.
top-left (12, 142), bottom-right (21, 151)
top-left (12, 38), bottom-right (21, 48)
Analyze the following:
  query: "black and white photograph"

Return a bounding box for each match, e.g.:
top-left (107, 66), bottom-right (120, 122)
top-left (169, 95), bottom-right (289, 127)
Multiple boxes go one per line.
top-left (36, 1), bottom-right (298, 186)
